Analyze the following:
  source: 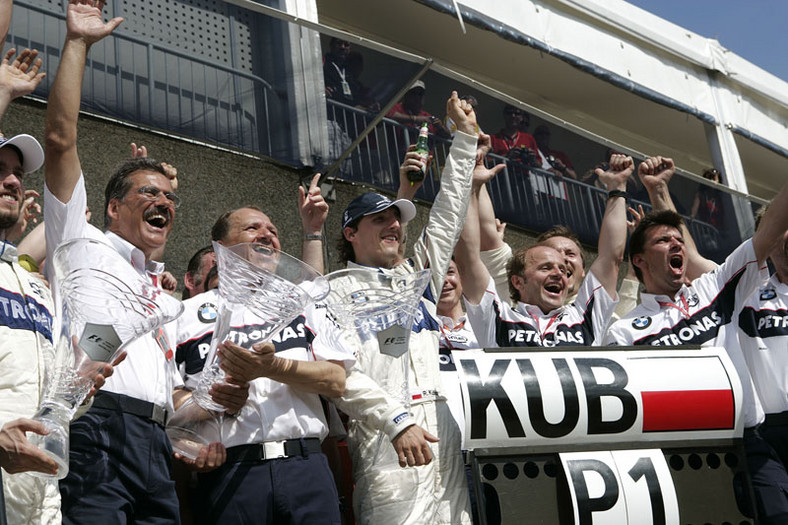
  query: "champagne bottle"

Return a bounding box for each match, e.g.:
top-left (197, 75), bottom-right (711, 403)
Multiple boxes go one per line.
top-left (409, 123), bottom-right (430, 186)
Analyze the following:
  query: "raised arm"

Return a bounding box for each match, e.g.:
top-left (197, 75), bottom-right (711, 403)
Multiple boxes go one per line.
top-left (589, 154), bottom-right (632, 297)
top-left (454, 139), bottom-right (506, 304)
top-left (298, 173), bottom-right (329, 273)
top-left (753, 181), bottom-right (788, 264)
top-left (639, 156), bottom-right (716, 278)
top-left (44, 0), bottom-right (122, 202)
top-left (409, 91), bottom-right (477, 297)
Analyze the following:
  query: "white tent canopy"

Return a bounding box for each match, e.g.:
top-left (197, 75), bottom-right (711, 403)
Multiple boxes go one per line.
top-left (313, 0), bottom-right (788, 200)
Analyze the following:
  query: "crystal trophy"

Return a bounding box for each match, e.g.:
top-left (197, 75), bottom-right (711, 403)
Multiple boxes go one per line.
top-left (188, 242), bottom-right (329, 412)
top-left (324, 267), bottom-right (431, 465)
top-left (29, 238), bottom-right (184, 479)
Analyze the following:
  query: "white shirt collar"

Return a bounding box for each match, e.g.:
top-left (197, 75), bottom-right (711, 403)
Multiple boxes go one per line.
top-left (0, 241), bottom-right (17, 263)
top-left (515, 301), bottom-right (564, 318)
top-left (104, 231), bottom-right (147, 274)
top-left (438, 313), bottom-right (467, 329)
top-left (640, 283), bottom-right (692, 312)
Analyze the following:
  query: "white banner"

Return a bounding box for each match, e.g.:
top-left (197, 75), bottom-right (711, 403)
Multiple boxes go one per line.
top-left (454, 347), bottom-right (743, 449)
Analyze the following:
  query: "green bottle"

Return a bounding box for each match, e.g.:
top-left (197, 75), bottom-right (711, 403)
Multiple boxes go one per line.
top-left (409, 123), bottom-right (430, 186)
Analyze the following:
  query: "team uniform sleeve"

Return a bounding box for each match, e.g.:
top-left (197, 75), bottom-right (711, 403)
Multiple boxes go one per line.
top-left (573, 270), bottom-right (619, 345)
top-left (43, 174), bottom-right (101, 280)
top-left (480, 243), bottom-right (513, 305)
top-left (410, 130), bottom-right (477, 300)
top-left (613, 277), bottom-right (640, 320)
top-left (603, 317), bottom-right (634, 346)
top-left (698, 239), bottom-right (768, 308)
top-left (333, 367), bottom-right (417, 441)
top-left (464, 276), bottom-right (504, 348)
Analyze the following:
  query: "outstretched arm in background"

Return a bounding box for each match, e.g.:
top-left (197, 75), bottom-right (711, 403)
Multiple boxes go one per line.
top-left (454, 135), bottom-right (506, 305)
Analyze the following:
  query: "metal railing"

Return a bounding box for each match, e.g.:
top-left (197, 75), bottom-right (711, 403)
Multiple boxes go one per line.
top-left (326, 99), bottom-right (732, 260)
top-left (9, 1), bottom-right (276, 156)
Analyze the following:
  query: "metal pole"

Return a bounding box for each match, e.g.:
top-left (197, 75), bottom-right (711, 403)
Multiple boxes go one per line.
top-left (0, 469), bottom-right (8, 525)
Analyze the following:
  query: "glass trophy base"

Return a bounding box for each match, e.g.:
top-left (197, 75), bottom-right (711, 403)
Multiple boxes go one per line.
top-left (166, 426), bottom-right (210, 461)
top-left (27, 424), bottom-right (69, 480)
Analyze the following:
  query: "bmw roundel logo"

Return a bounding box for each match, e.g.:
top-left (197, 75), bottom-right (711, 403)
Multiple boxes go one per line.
top-left (632, 316), bottom-right (652, 330)
top-left (197, 303), bottom-right (218, 324)
top-left (686, 292), bottom-right (700, 307)
top-left (760, 288), bottom-right (777, 301)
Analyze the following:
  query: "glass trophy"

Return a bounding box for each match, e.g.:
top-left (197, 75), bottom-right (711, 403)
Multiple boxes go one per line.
top-left (29, 238), bottom-right (184, 479)
top-left (166, 241), bottom-right (328, 458)
top-left (324, 267), bottom-right (431, 466)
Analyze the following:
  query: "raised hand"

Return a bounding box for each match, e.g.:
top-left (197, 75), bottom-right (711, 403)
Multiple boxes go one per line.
top-left (298, 173), bottom-right (329, 235)
top-left (130, 142), bottom-right (148, 158)
top-left (595, 153), bottom-right (634, 192)
top-left (0, 49), bottom-right (46, 101)
top-left (445, 91), bottom-right (477, 136)
top-left (638, 155), bottom-right (675, 192)
top-left (398, 146), bottom-right (432, 193)
top-left (66, 0), bottom-right (124, 46)
top-left (627, 204), bottom-right (646, 234)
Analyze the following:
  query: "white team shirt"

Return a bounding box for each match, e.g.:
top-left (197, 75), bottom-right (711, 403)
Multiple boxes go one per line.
top-left (738, 274), bottom-right (788, 415)
top-left (605, 239), bottom-right (768, 428)
top-left (176, 289), bottom-right (355, 445)
top-left (465, 270), bottom-right (617, 348)
top-left (44, 176), bottom-right (181, 409)
top-left (437, 314), bottom-right (478, 446)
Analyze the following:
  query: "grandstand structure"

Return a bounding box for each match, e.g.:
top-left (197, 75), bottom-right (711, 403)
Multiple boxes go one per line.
top-left (6, 0), bottom-right (787, 276)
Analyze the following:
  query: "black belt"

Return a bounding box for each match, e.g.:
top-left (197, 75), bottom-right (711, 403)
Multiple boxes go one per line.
top-left (226, 438), bottom-right (322, 463)
top-left (92, 391), bottom-right (168, 427)
top-left (765, 411), bottom-right (788, 427)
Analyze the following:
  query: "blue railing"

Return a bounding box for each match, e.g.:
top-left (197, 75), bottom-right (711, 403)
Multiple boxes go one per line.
top-left (326, 99), bottom-right (731, 260)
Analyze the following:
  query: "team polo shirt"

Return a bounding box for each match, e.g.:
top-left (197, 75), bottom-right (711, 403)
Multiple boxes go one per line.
top-left (176, 289), bottom-right (354, 446)
top-left (438, 314), bottom-right (478, 446)
top-left (605, 239), bottom-right (767, 428)
top-left (44, 175), bottom-right (181, 410)
top-left (465, 270), bottom-right (617, 348)
top-left (738, 274), bottom-right (788, 415)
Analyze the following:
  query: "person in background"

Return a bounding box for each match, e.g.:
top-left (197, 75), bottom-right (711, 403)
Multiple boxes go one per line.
top-left (533, 124), bottom-right (578, 180)
top-left (181, 245), bottom-right (215, 300)
top-left (387, 80), bottom-right (451, 139)
top-left (490, 104), bottom-right (538, 165)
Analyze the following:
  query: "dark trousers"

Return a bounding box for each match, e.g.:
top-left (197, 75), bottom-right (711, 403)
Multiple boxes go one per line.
top-left (59, 402), bottom-right (179, 524)
top-left (744, 427), bottom-right (788, 525)
top-left (760, 412), bottom-right (788, 470)
top-left (194, 452), bottom-right (340, 525)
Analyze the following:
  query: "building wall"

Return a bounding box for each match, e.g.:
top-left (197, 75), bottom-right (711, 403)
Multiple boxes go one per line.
top-left (5, 96), bottom-right (547, 292)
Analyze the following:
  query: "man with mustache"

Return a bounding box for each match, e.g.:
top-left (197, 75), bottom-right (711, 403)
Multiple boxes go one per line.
top-left (42, 2), bottom-right (243, 522)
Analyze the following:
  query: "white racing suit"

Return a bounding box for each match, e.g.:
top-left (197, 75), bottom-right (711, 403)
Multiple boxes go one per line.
top-left (0, 243), bottom-right (60, 524)
top-left (334, 130), bottom-right (477, 525)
